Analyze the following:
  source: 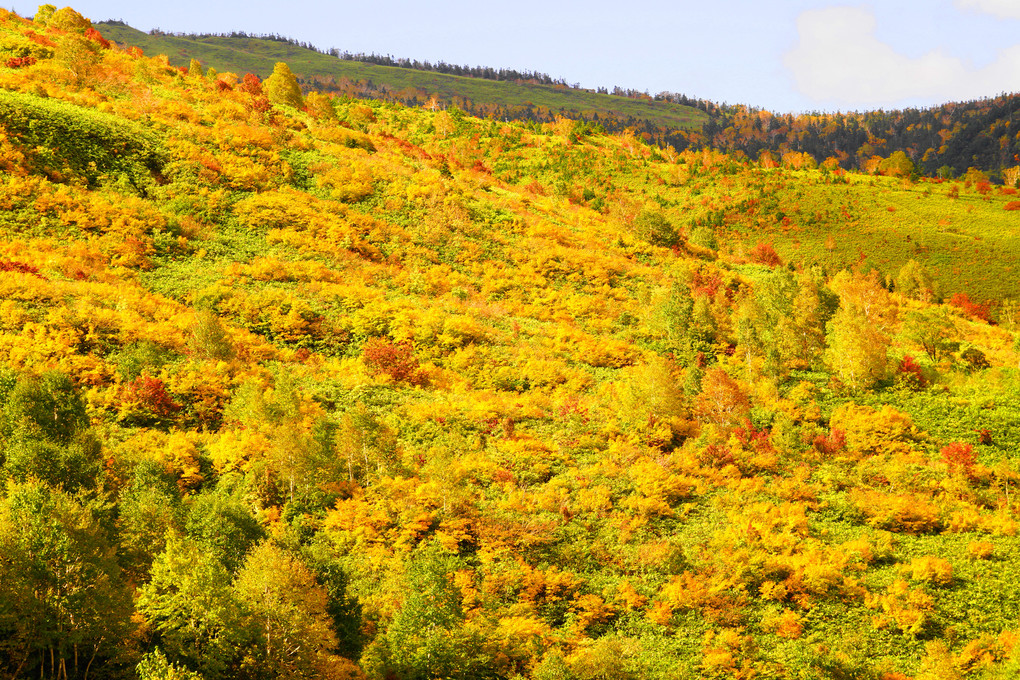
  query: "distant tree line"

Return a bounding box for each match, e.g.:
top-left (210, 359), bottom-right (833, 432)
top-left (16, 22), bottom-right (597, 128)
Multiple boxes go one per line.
top-left (662, 93), bottom-right (1020, 180)
top-left (144, 27), bottom-right (328, 54)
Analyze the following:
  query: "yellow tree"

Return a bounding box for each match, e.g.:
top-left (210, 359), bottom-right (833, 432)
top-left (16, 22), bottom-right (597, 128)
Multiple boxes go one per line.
top-left (825, 270), bottom-right (897, 390)
top-left (264, 62), bottom-right (304, 110)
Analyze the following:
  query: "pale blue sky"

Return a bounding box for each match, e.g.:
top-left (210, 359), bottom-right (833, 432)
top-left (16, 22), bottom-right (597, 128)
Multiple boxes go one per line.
top-left (11, 0), bottom-right (1020, 113)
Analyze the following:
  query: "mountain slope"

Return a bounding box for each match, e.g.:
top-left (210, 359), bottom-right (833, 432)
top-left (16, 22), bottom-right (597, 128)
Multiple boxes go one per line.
top-left (94, 21), bottom-right (710, 133)
top-left (3, 7), bottom-right (1020, 680)
top-left (94, 21), bottom-right (1020, 182)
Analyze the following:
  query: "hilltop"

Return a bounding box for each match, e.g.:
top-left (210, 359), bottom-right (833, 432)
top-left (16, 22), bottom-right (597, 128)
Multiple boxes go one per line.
top-left (95, 20), bottom-right (1020, 182)
top-left (2, 6), bottom-right (1020, 680)
top-left (93, 20), bottom-right (710, 135)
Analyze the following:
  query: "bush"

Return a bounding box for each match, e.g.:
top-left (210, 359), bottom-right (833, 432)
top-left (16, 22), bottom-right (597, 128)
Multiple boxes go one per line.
top-left (967, 541), bottom-right (994, 560)
top-left (362, 338), bottom-right (425, 385)
top-left (895, 355), bottom-right (927, 389)
top-left (948, 293), bottom-right (991, 322)
top-left (748, 242), bottom-right (782, 267)
top-left (941, 442), bottom-right (977, 479)
top-left (632, 208), bottom-right (680, 248)
top-left (118, 374), bottom-right (181, 428)
top-left (908, 556), bottom-right (953, 586)
top-left (0, 89), bottom-right (165, 188)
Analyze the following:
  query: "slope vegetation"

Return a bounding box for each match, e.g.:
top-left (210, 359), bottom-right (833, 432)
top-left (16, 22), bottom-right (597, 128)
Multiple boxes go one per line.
top-left (94, 21), bottom-right (709, 133)
top-left (2, 7), bottom-right (1020, 680)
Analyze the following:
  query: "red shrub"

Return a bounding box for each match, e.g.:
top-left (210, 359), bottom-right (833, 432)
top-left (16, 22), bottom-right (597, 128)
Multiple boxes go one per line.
top-left (701, 443), bottom-right (735, 468)
top-left (812, 428), bottom-right (846, 456)
top-left (238, 73), bottom-right (263, 96)
top-left (24, 30), bottom-right (56, 48)
top-left (120, 374), bottom-right (181, 425)
top-left (84, 26), bottom-right (111, 48)
top-left (896, 355), bottom-right (927, 388)
top-left (941, 442), bottom-right (977, 479)
top-left (748, 242), bottom-right (782, 267)
top-left (690, 270), bottom-right (724, 298)
top-left (362, 337), bottom-right (425, 385)
top-left (948, 293), bottom-right (991, 322)
top-left (0, 259), bottom-right (46, 279)
top-left (4, 55), bottom-right (37, 68)
top-left (1004, 201), bottom-right (1020, 211)
top-left (734, 420), bottom-right (774, 454)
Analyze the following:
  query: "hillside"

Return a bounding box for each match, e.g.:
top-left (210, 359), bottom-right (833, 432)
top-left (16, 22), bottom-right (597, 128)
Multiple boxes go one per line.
top-left (93, 21), bottom-right (710, 134)
top-left (4, 7), bottom-right (1020, 680)
top-left (92, 20), bottom-right (1020, 183)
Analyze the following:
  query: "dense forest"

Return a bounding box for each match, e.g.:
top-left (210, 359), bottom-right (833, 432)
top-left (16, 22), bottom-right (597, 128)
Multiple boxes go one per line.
top-left (4, 5), bottom-right (1020, 680)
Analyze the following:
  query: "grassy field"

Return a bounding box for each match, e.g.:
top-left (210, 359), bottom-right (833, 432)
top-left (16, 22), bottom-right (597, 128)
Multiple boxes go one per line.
top-left (741, 174), bottom-right (1020, 304)
top-left (95, 22), bottom-right (709, 131)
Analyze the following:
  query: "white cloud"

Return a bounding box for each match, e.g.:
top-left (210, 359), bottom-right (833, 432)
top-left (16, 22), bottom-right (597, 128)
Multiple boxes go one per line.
top-left (785, 5), bottom-right (1020, 107)
top-left (954, 0), bottom-right (1020, 20)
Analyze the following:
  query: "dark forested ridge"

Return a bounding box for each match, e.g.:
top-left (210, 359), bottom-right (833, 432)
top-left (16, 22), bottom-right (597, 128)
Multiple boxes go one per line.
top-left (677, 95), bottom-right (1020, 180)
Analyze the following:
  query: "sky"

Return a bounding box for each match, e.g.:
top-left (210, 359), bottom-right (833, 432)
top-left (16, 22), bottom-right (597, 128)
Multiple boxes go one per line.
top-left (10, 0), bottom-right (1020, 113)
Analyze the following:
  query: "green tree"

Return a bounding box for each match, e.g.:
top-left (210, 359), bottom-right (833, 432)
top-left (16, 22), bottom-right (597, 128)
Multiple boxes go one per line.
top-left (136, 648), bottom-right (203, 680)
top-left (117, 460), bottom-right (185, 579)
top-left (0, 480), bottom-right (135, 679)
top-left (188, 309), bottom-right (235, 361)
top-left (264, 62), bottom-right (304, 110)
top-left (632, 207), bottom-right (680, 248)
top-left (791, 269), bottom-right (838, 368)
top-left (302, 551), bottom-right (365, 661)
top-left (184, 484), bottom-right (266, 573)
top-left (304, 91), bottom-right (337, 121)
top-left (901, 307), bottom-right (956, 362)
top-left (879, 150), bottom-right (915, 178)
top-left (368, 544), bottom-right (494, 680)
top-left (52, 8), bottom-right (101, 86)
top-left (660, 281), bottom-right (713, 363)
top-left (137, 533), bottom-right (253, 679)
top-left (1, 371), bottom-right (103, 494)
top-left (49, 6), bottom-right (91, 31)
top-left (232, 541), bottom-right (339, 680)
top-left (895, 260), bottom-right (936, 302)
top-left (733, 269), bottom-right (832, 379)
top-left (33, 4), bottom-right (57, 25)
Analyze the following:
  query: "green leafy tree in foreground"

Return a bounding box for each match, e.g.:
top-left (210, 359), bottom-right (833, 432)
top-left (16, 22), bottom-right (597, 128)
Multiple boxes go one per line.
top-left (366, 544), bottom-right (495, 680)
top-left (0, 371), bottom-right (103, 494)
top-left (137, 533), bottom-right (253, 679)
top-left (233, 541), bottom-right (339, 679)
top-left (0, 480), bottom-right (134, 679)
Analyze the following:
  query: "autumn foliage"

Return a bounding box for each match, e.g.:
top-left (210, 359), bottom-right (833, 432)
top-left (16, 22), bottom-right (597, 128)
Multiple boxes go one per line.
top-left (361, 338), bottom-right (425, 385)
top-left (0, 8), bottom-right (1019, 679)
